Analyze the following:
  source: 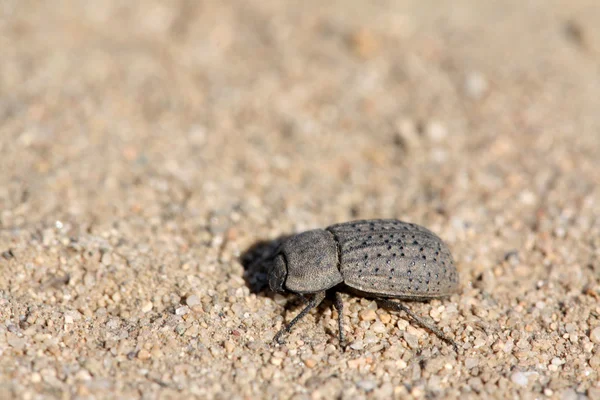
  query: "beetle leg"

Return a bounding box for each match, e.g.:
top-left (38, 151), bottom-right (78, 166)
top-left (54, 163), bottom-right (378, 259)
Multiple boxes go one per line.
top-left (377, 298), bottom-right (459, 352)
top-left (274, 291), bottom-right (326, 344)
top-left (333, 292), bottom-right (346, 348)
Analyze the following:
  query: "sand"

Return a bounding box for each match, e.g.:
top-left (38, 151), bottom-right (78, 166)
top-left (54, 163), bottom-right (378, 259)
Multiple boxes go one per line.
top-left (1, 1), bottom-right (600, 399)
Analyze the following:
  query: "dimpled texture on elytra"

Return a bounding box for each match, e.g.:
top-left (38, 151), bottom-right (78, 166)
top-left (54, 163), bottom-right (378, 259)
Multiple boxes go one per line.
top-left (327, 219), bottom-right (459, 298)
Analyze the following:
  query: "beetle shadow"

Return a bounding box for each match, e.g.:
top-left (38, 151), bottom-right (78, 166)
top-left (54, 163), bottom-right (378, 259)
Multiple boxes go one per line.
top-left (240, 234), bottom-right (292, 295)
top-left (240, 235), bottom-right (335, 323)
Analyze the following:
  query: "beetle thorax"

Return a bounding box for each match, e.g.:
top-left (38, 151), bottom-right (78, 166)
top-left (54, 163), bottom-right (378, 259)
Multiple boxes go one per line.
top-left (274, 229), bottom-right (343, 294)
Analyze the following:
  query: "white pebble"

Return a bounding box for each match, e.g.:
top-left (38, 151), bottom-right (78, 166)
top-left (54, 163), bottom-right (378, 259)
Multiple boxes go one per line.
top-left (464, 71), bottom-right (489, 99)
top-left (510, 371), bottom-right (528, 387)
top-left (465, 357), bottom-right (479, 369)
top-left (350, 340), bottom-right (364, 350)
top-left (141, 301), bottom-right (153, 313)
top-left (357, 380), bottom-right (377, 392)
top-left (426, 121), bottom-right (448, 142)
top-left (371, 321), bottom-right (386, 334)
top-left (589, 326), bottom-right (600, 344)
top-left (186, 295), bottom-right (201, 307)
top-left (176, 306), bottom-right (189, 316)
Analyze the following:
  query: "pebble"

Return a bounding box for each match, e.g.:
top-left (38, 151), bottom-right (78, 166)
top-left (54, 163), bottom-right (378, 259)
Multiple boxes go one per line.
top-left (403, 333), bottom-right (419, 349)
top-left (176, 306), bottom-right (190, 316)
top-left (464, 71), bottom-right (489, 99)
top-left (186, 295), bottom-right (201, 307)
top-left (356, 379), bottom-right (376, 392)
top-left (371, 321), bottom-right (386, 334)
top-left (359, 309), bottom-right (377, 321)
top-left (589, 326), bottom-right (600, 344)
top-left (224, 341), bottom-right (235, 353)
top-left (395, 118), bottom-right (420, 151)
top-left (510, 372), bottom-right (528, 387)
top-left (141, 302), bottom-right (153, 313)
top-left (270, 357), bottom-right (282, 366)
top-left (347, 358), bottom-right (365, 369)
top-left (397, 319), bottom-right (409, 331)
top-left (101, 252), bottom-right (112, 265)
top-left (7, 334), bottom-right (26, 351)
top-left (138, 349), bottom-right (151, 360)
top-left (75, 369), bottom-right (92, 381)
top-left (426, 121), bottom-right (448, 142)
top-left (378, 313), bottom-right (391, 324)
top-left (350, 340), bottom-right (365, 350)
top-left (588, 354), bottom-right (600, 368)
top-left (465, 357), bottom-right (479, 369)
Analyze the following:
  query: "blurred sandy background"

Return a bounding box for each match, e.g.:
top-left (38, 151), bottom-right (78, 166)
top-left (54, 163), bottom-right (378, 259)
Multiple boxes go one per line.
top-left (1, 1), bottom-right (600, 399)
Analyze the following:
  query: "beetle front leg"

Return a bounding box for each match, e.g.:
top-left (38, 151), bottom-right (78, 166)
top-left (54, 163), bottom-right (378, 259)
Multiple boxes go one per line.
top-left (274, 291), bottom-right (326, 344)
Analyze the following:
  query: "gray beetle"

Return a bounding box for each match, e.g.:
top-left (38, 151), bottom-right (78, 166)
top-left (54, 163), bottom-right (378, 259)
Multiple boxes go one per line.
top-left (268, 219), bottom-right (459, 350)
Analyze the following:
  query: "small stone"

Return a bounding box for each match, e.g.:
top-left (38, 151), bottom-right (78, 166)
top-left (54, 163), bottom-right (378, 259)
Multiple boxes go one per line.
top-left (465, 357), bottom-right (479, 369)
top-left (589, 326), bottom-right (600, 344)
top-left (350, 340), bottom-right (365, 350)
top-left (7, 334), bottom-right (26, 351)
top-left (270, 357), bottom-right (282, 366)
top-left (184, 324), bottom-right (199, 337)
top-left (357, 380), bottom-right (377, 392)
top-left (371, 321), bottom-right (386, 334)
top-left (101, 252), bottom-right (112, 265)
top-left (175, 324), bottom-right (186, 336)
top-left (138, 349), bottom-right (151, 360)
top-left (175, 306), bottom-right (189, 316)
top-left (551, 357), bottom-right (564, 366)
top-left (304, 359), bottom-right (316, 368)
top-left (589, 354), bottom-right (600, 368)
top-left (186, 295), bottom-right (201, 307)
top-left (224, 341), bottom-right (235, 353)
top-left (464, 71), bottom-right (489, 99)
top-left (347, 358), bottom-right (365, 369)
top-left (473, 337), bottom-right (487, 348)
top-left (426, 121), bottom-right (448, 142)
top-left (403, 333), bottom-right (419, 349)
top-left (141, 302), bottom-right (153, 313)
top-left (379, 313), bottom-right (391, 324)
top-left (397, 319), bottom-right (409, 331)
top-left (510, 371), bottom-right (528, 387)
top-left (359, 309), bottom-right (377, 321)
top-left (75, 369), bottom-right (92, 381)
top-left (395, 118), bottom-right (420, 151)
top-left (273, 294), bottom-right (287, 306)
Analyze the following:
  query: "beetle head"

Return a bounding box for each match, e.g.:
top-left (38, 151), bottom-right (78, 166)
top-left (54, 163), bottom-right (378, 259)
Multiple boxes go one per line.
top-left (268, 254), bottom-right (287, 293)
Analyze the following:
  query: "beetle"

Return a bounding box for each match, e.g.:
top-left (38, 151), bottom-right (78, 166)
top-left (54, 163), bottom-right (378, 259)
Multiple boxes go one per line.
top-left (268, 219), bottom-right (459, 350)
